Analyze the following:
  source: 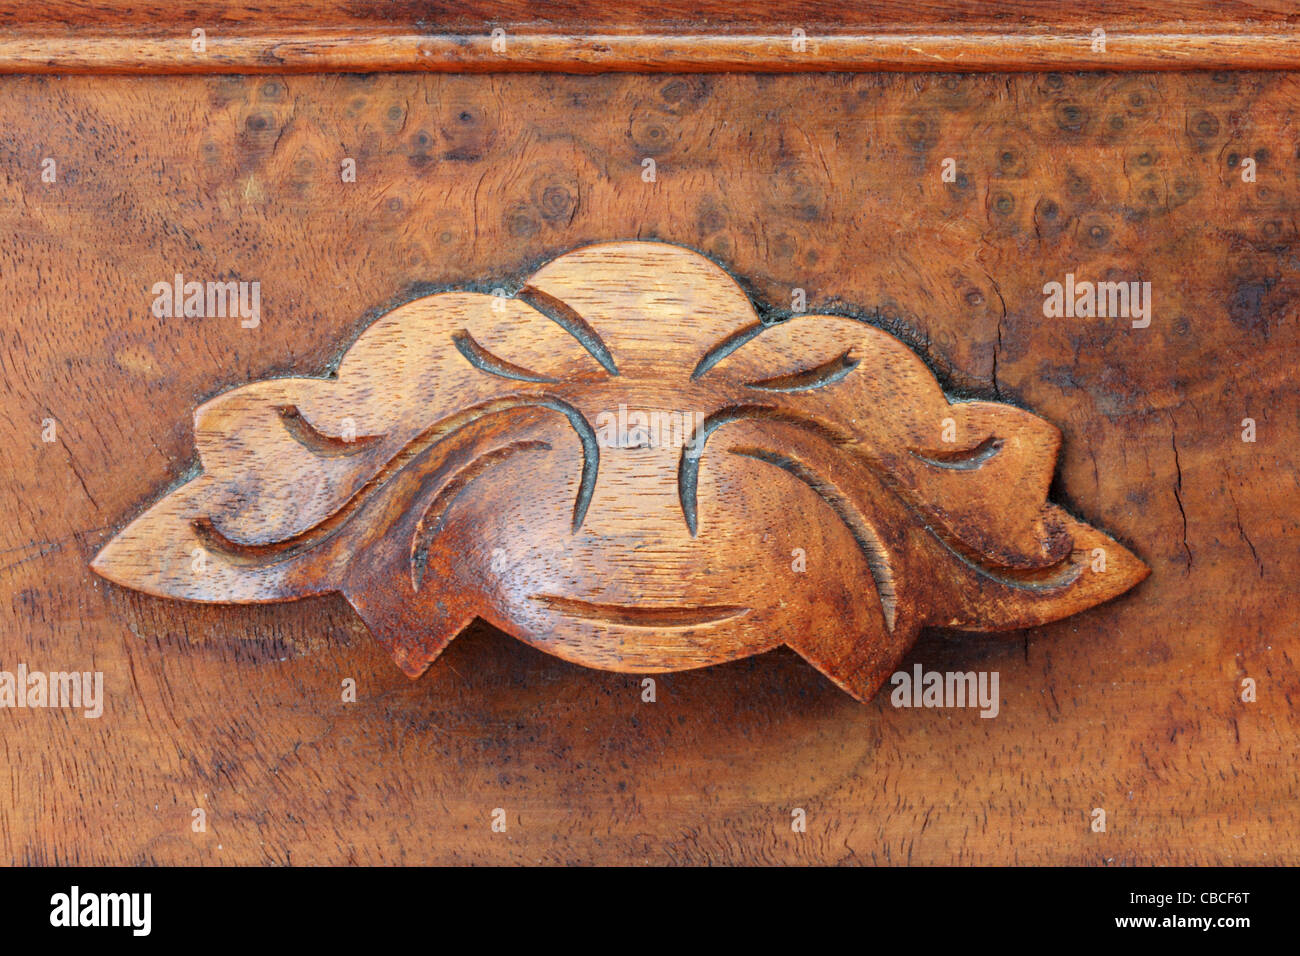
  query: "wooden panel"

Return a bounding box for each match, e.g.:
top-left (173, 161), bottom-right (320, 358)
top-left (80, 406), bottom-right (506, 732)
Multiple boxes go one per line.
top-left (0, 70), bottom-right (1296, 864)
top-left (3, 1), bottom-right (1300, 73)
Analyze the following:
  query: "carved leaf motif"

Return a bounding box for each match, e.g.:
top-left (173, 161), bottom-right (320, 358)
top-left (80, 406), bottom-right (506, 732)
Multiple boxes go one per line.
top-left (93, 241), bottom-right (1149, 702)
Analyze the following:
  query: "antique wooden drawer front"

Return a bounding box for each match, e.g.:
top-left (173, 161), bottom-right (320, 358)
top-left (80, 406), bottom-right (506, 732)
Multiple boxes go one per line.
top-left (1, 3), bottom-right (1296, 865)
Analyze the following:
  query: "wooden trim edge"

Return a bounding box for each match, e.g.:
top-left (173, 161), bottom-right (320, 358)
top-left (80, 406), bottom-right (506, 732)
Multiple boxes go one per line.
top-left (3, 28), bottom-right (1300, 75)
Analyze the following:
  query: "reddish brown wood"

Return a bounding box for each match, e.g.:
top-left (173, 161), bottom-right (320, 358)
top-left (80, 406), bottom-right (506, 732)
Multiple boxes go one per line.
top-left (1, 68), bottom-right (1295, 865)
top-left (91, 242), bottom-right (1148, 701)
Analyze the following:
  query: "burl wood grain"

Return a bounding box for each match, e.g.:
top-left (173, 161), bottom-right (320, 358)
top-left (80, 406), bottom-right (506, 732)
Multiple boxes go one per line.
top-left (0, 71), bottom-right (1296, 864)
top-left (90, 241), bottom-right (1147, 701)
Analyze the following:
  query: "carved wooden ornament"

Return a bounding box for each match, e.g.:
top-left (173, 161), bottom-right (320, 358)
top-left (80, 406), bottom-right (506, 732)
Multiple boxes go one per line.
top-left (93, 242), bottom-right (1148, 702)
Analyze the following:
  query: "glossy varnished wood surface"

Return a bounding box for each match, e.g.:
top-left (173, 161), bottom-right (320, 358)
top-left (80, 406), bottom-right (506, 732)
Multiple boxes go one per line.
top-left (0, 71), bottom-right (1296, 864)
top-left (90, 241), bottom-right (1148, 702)
top-left (2, 1), bottom-right (1300, 73)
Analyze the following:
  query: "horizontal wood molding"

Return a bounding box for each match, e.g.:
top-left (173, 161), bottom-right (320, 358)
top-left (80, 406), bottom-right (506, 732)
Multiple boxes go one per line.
top-left (4, 30), bottom-right (1300, 75)
top-left (3, 0), bottom-right (1300, 74)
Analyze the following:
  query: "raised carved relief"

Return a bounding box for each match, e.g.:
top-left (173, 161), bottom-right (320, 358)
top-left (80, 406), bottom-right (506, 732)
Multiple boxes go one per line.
top-left (93, 241), bottom-right (1148, 702)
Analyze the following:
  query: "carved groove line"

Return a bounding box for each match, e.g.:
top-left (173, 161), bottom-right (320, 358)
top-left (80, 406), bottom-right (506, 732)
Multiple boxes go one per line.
top-left (276, 405), bottom-right (383, 457)
top-left (909, 436), bottom-right (1004, 470)
top-left (927, 524), bottom-right (1083, 592)
top-left (745, 350), bottom-right (861, 392)
top-left (530, 595), bottom-right (750, 628)
top-left (689, 321), bottom-right (765, 380)
top-left (516, 285), bottom-right (620, 376)
top-left (729, 445), bottom-right (898, 632)
top-left (451, 330), bottom-right (558, 383)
